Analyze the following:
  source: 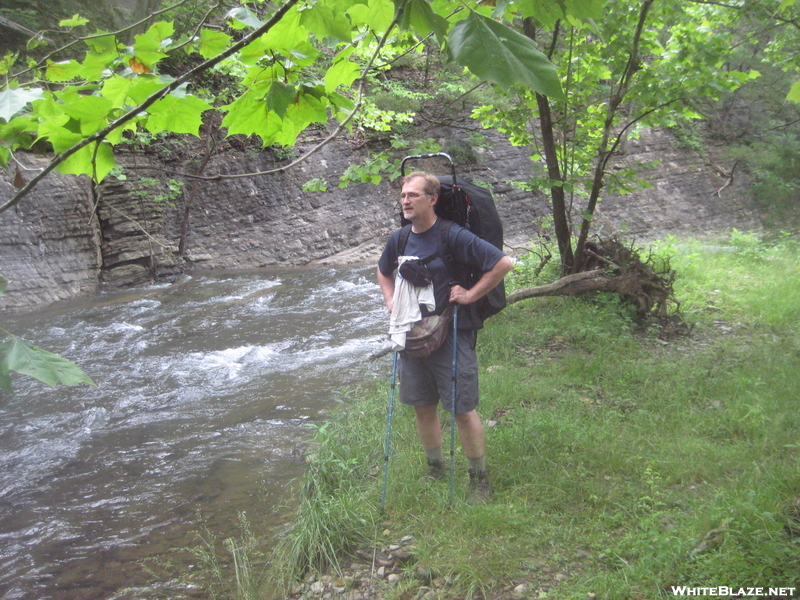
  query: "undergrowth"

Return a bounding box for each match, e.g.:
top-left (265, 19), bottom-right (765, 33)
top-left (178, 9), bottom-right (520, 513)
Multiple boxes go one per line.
top-left (181, 230), bottom-right (800, 599)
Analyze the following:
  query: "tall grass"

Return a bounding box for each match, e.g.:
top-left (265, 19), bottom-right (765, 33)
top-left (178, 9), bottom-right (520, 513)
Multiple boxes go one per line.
top-left (264, 231), bottom-right (800, 599)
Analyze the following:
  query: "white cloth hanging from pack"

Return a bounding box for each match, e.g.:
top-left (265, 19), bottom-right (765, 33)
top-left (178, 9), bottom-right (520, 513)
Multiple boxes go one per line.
top-left (389, 256), bottom-right (436, 351)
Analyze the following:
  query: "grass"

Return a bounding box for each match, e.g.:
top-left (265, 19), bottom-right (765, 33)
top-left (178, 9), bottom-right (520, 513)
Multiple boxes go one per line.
top-left (202, 230), bottom-right (800, 599)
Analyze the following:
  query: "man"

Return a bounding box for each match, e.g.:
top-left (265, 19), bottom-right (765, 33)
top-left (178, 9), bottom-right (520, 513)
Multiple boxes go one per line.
top-left (376, 171), bottom-right (513, 503)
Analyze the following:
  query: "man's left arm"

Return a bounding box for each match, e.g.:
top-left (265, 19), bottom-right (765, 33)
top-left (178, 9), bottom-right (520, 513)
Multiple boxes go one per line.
top-left (449, 256), bottom-right (514, 306)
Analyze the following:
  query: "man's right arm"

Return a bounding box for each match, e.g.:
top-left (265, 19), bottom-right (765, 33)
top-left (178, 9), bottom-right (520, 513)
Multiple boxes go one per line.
top-left (376, 266), bottom-right (395, 313)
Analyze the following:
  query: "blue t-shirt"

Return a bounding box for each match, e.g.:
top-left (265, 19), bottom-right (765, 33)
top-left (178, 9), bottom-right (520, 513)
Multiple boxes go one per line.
top-left (378, 219), bottom-right (505, 329)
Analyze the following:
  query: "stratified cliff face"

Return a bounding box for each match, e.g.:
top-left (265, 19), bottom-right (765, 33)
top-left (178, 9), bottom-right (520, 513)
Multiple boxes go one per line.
top-left (0, 164), bottom-right (102, 312)
top-left (0, 126), bottom-right (763, 314)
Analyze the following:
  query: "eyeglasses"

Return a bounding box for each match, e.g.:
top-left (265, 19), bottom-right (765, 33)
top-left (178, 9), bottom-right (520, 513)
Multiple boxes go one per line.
top-left (400, 192), bottom-right (428, 200)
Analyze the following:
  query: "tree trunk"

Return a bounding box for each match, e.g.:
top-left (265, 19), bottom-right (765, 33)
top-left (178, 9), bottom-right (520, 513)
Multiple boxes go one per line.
top-left (535, 91), bottom-right (574, 275)
top-left (178, 129), bottom-right (217, 256)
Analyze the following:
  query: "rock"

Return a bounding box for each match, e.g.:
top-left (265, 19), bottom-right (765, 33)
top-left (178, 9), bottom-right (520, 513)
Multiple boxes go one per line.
top-left (309, 581), bottom-right (325, 594)
top-left (1, 127), bottom-right (765, 314)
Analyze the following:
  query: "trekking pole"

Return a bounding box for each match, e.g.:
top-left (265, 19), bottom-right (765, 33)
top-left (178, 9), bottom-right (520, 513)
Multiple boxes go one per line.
top-left (380, 351), bottom-right (399, 513)
top-left (448, 305), bottom-right (460, 507)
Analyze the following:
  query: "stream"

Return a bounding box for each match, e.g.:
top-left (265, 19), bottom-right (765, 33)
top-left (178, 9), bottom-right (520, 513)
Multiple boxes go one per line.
top-left (0, 265), bottom-right (389, 599)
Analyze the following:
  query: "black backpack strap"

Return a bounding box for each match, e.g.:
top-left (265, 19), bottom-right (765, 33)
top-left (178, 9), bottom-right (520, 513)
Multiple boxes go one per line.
top-left (396, 224), bottom-right (413, 261)
top-left (438, 220), bottom-right (467, 286)
top-left (437, 220), bottom-right (454, 266)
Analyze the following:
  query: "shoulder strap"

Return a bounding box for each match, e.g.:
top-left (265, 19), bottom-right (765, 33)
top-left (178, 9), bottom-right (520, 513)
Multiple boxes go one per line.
top-left (437, 220), bottom-right (455, 267)
top-left (397, 224), bottom-right (413, 256)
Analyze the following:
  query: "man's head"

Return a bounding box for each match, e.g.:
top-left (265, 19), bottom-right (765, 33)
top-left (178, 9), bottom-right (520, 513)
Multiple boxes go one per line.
top-left (401, 171), bottom-right (440, 231)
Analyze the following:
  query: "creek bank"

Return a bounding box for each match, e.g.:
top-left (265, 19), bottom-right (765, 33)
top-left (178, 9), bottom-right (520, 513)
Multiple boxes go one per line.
top-left (0, 125), bottom-right (763, 314)
top-left (287, 534), bottom-right (572, 600)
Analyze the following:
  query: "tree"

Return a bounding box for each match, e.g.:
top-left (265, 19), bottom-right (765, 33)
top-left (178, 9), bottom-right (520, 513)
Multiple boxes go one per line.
top-left (0, 0), bottom-right (569, 215)
top-left (1, 0), bottom-right (797, 316)
top-left (472, 0), bottom-right (799, 275)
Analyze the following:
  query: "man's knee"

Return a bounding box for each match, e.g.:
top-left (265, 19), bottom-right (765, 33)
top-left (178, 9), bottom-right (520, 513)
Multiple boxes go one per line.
top-left (414, 404), bottom-right (439, 421)
top-left (455, 409), bottom-right (481, 427)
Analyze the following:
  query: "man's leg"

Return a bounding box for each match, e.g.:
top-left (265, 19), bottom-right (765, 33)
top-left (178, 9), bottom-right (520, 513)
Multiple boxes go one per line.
top-left (455, 409), bottom-right (490, 503)
top-left (414, 404), bottom-right (442, 450)
top-left (454, 409), bottom-right (484, 458)
top-left (414, 404), bottom-right (445, 480)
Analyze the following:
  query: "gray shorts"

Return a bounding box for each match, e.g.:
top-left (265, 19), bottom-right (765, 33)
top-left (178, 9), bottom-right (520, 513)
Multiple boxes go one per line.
top-left (398, 330), bottom-right (479, 414)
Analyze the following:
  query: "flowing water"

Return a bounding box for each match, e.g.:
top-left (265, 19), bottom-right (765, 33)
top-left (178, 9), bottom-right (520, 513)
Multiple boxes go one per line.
top-left (0, 265), bottom-right (389, 600)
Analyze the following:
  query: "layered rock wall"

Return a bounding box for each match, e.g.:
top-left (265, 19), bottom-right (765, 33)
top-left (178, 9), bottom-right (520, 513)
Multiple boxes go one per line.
top-left (0, 126), bottom-right (763, 314)
top-left (0, 159), bottom-right (102, 312)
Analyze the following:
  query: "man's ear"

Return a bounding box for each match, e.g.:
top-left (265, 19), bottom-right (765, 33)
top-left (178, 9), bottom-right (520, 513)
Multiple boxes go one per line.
top-left (429, 193), bottom-right (438, 208)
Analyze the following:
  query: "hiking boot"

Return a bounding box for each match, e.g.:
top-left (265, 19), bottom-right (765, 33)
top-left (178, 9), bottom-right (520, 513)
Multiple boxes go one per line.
top-left (420, 460), bottom-right (446, 483)
top-left (467, 469), bottom-right (491, 504)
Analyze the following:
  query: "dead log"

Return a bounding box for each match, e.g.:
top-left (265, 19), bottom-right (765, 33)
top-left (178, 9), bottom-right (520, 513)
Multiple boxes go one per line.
top-left (508, 238), bottom-right (677, 319)
top-left (507, 269), bottom-right (609, 303)
top-left (507, 268), bottom-right (668, 317)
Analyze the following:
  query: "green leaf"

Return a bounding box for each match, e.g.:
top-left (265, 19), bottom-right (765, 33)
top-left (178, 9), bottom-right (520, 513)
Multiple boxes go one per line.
top-left (198, 29), bottom-right (232, 59)
top-left (0, 337), bottom-right (95, 388)
top-left (144, 94), bottom-right (212, 136)
top-left (778, 0), bottom-right (797, 10)
top-left (226, 6), bottom-right (264, 29)
top-left (101, 75), bottom-right (134, 107)
top-left (266, 82), bottom-right (296, 119)
top-left (132, 21), bottom-right (175, 67)
top-left (329, 91), bottom-right (355, 112)
top-left (0, 275), bottom-right (7, 295)
top-left (57, 140), bottom-right (116, 181)
top-left (60, 95), bottom-right (113, 135)
top-left (299, 4), bottom-right (352, 42)
top-left (0, 87), bottom-right (44, 122)
top-left (401, 0), bottom-right (449, 42)
top-left (273, 93), bottom-right (327, 146)
top-left (566, 0), bottom-right (605, 21)
top-left (324, 57), bottom-right (360, 94)
top-left (347, 0), bottom-right (395, 33)
top-left (222, 89), bottom-right (282, 146)
top-left (787, 80), bottom-right (800, 103)
top-left (260, 9), bottom-right (307, 53)
top-left (45, 60), bottom-right (84, 82)
top-left (514, 0), bottom-right (566, 27)
top-left (0, 368), bottom-right (10, 392)
top-left (60, 14), bottom-right (89, 27)
top-left (448, 12), bottom-right (565, 100)
top-left (123, 76), bottom-right (169, 105)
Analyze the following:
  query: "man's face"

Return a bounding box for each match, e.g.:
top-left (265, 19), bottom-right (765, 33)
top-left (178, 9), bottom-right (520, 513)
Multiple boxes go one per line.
top-left (400, 177), bottom-right (436, 222)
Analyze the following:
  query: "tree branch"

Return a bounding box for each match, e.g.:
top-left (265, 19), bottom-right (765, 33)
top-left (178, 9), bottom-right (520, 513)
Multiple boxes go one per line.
top-left (11, 0), bottom-right (192, 80)
top-left (506, 269), bottom-right (607, 303)
top-left (0, 0), bottom-right (301, 215)
top-left (573, 0), bottom-right (655, 272)
top-left (148, 0), bottom-right (413, 184)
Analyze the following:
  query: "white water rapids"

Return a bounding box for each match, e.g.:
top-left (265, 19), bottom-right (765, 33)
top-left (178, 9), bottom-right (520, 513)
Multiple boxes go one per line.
top-left (0, 265), bottom-right (390, 599)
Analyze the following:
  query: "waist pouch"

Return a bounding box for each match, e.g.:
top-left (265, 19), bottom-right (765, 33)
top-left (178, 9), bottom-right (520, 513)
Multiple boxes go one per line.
top-left (398, 258), bottom-right (433, 287)
top-left (404, 306), bottom-right (453, 357)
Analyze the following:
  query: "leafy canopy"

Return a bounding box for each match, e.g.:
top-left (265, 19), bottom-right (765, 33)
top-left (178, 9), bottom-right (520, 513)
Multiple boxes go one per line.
top-left (0, 0), bottom-right (576, 200)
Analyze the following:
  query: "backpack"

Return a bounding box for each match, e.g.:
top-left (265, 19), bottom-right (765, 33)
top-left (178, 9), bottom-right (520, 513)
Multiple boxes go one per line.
top-left (398, 175), bottom-right (506, 324)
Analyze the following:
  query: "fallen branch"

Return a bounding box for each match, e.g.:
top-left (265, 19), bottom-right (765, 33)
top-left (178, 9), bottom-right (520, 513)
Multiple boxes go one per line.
top-left (507, 269), bottom-right (608, 303)
top-left (714, 159), bottom-right (739, 197)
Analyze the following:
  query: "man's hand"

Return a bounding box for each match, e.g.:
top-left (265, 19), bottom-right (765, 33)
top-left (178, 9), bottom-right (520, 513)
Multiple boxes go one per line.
top-left (448, 256), bottom-right (514, 307)
top-left (376, 266), bottom-right (395, 313)
top-left (449, 285), bottom-right (473, 305)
